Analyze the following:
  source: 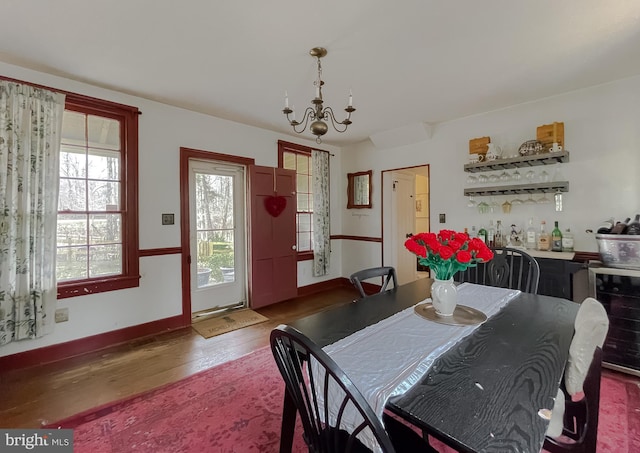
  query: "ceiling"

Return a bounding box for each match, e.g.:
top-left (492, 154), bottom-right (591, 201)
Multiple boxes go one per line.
top-left (1, 0), bottom-right (640, 147)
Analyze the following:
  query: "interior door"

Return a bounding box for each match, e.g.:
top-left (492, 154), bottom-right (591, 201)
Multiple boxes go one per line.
top-left (248, 165), bottom-right (297, 308)
top-left (189, 159), bottom-right (247, 316)
top-left (392, 172), bottom-right (417, 284)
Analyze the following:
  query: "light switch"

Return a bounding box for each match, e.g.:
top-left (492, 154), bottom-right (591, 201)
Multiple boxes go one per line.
top-left (439, 213), bottom-right (446, 223)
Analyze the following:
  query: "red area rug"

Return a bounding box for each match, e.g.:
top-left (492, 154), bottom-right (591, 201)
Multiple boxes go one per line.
top-left (47, 347), bottom-right (639, 453)
top-left (46, 346), bottom-right (306, 453)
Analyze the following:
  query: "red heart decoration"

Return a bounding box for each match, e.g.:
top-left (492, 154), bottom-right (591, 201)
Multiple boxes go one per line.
top-left (264, 195), bottom-right (287, 217)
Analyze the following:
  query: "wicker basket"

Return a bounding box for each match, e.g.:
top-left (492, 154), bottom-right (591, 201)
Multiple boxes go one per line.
top-left (595, 234), bottom-right (640, 270)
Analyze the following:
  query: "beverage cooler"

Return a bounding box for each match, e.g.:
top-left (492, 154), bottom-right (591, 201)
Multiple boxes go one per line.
top-left (588, 262), bottom-right (640, 376)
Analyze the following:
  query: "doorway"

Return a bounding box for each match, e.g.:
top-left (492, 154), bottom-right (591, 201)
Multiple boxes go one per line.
top-left (382, 165), bottom-right (430, 284)
top-left (188, 159), bottom-right (247, 317)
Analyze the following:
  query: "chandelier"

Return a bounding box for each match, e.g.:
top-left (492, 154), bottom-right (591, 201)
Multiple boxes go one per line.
top-left (282, 47), bottom-right (355, 144)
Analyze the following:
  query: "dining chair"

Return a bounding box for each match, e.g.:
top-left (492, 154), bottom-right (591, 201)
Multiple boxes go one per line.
top-left (544, 297), bottom-right (610, 453)
top-left (270, 324), bottom-right (435, 453)
top-left (349, 266), bottom-right (398, 298)
top-left (458, 247), bottom-right (540, 293)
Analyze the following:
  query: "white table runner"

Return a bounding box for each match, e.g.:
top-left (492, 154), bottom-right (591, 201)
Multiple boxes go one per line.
top-left (320, 283), bottom-right (520, 451)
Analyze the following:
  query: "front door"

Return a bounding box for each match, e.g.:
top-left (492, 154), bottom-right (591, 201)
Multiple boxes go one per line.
top-left (189, 159), bottom-right (247, 316)
top-left (248, 165), bottom-right (297, 308)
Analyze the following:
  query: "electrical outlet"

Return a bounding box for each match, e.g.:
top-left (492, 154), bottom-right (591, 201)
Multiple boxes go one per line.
top-left (55, 308), bottom-right (69, 323)
top-left (162, 213), bottom-right (175, 225)
top-left (439, 213), bottom-right (446, 223)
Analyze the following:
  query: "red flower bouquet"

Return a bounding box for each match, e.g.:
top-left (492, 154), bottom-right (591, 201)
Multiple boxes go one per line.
top-left (404, 230), bottom-right (494, 280)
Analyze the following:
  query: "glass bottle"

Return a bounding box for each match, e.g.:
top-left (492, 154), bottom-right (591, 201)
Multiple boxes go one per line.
top-left (488, 220), bottom-right (495, 248)
top-left (596, 217), bottom-right (615, 234)
top-left (610, 218), bottom-right (631, 234)
top-left (627, 215), bottom-right (640, 235)
top-left (478, 225), bottom-right (487, 244)
top-left (551, 221), bottom-right (563, 252)
top-left (525, 218), bottom-right (537, 250)
top-left (495, 220), bottom-right (504, 247)
top-left (470, 226), bottom-right (477, 238)
top-left (537, 220), bottom-right (550, 251)
top-left (562, 228), bottom-right (574, 252)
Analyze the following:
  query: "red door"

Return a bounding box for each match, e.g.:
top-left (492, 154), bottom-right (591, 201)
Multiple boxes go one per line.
top-left (248, 165), bottom-right (298, 308)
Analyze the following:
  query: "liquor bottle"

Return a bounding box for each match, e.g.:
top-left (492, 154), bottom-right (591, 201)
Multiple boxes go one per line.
top-left (610, 218), bottom-right (631, 234)
top-left (495, 220), bottom-right (504, 248)
top-left (525, 218), bottom-right (537, 250)
top-left (478, 225), bottom-right (487, 244)
top-left (551, 221), bottom-right (563, 252)
top-left (488, 220), bottom-right (495, 247)
top-left (562, 228), bottom-right (574, 252)
top-left (627, 215), bottom-right (640, 235)
top-left (596, 217), bottom-right (615, 234)
top-left (537, 220), bottom-right (550, 251)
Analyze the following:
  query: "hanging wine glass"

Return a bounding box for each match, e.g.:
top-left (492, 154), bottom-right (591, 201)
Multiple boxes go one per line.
top-left (467, 196), bottom-right (477, 208)
top-left (489, 196), bottom-right (500, 213)
top-left (537, 193), bottom-right (551, 204)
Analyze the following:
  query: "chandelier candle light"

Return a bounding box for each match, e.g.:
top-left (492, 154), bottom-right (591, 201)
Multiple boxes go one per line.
top-left (405, 230), bottom-right (494, 316)
top-left (283, 47), bottom-right (355, 144)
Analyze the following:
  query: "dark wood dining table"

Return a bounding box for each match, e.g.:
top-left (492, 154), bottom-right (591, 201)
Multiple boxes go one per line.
top-left (283, 278), bottom-right (580, 453)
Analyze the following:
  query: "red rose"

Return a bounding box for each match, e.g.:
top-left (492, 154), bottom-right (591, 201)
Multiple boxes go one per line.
top-left (467, 238), bottom-right (484, 252)
top-left (476, 247), bottom-right (494, 262)
top-left (414, 232), bottom-right (435, 243)
top-left (454, 232), bottom-right (469, 243)
top-left (405, 238), bottom-right (427, 258)
top-left (437, 229), bottom-right (454, 242)
top-left (448, 239), bottom-right (463, 251)
top-left (456, 250), bottom-right (472, 263)
top-left (438, 246), bottom-right (454, 260)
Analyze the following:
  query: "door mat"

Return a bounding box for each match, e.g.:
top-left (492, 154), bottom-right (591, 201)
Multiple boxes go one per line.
top-left (192, 309), bottom-right (268, 339)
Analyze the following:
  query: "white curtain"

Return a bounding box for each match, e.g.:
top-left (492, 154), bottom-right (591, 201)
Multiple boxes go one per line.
top-left (0, 81), bottom-right (65, 345)
top-left (312, 150), bottom-right (330, 276)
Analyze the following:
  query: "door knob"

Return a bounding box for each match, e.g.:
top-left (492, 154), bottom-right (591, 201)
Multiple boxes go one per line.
top-left (292, 245), bottom-right (297, 250)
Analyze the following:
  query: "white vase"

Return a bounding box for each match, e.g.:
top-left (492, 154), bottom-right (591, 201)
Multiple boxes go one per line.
top-left (431, 277), bottom-right (457, 316)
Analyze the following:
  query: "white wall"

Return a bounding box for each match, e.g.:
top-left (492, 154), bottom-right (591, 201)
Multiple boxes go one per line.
top-left (341, 75), bottom-right (640, 274)
top-left (0, 62), bottom-right (343, 357)
top-left (3, 64), bottom-right (639, 358)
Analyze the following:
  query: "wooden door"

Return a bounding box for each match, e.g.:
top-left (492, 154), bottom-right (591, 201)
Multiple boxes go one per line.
top-left (248, 165), bottom-right (297, 308)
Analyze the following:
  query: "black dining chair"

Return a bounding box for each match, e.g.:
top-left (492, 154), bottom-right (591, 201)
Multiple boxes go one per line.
top-left (544, 348), bottom-right (603, 453)
top-left (544, 297), bottom-right (609, 453)
top-left (458, 247), bottom-right (540, 294)
top-left (349, 266), bottom-right (398, 298)
top-left (270, 324), bottom-right (435, 453)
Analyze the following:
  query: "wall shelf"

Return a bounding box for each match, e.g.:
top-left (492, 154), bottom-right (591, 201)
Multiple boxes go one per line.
top-left (464, 150), bottom-right (570, 173)
top-left (464, 181), bottom-right (569, 197)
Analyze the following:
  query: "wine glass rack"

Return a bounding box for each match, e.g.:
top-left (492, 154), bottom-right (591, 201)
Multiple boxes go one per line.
top-left (463, 150), bottom-right (570, 197)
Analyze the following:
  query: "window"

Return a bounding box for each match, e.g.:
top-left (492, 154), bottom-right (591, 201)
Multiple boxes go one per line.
top-left (278, 140), bottom-right (314, 259)
top-left (56, 94), bottom-right (139, 299)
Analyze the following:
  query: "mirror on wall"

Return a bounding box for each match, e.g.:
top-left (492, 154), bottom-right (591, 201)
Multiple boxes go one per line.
top-left (347, 170), bottom-right (372, 209)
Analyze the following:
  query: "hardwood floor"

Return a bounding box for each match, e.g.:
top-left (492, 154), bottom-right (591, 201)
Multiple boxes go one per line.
top-left (0, 285), bottom-right (360, 429)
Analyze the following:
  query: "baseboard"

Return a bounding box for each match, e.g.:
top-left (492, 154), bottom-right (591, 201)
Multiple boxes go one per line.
top-left (0, 315), bottom-right (185, 371)
top-left (1, 278), bottom-right (365, 371)
top-left (296, 277), bottom-right (353, 297)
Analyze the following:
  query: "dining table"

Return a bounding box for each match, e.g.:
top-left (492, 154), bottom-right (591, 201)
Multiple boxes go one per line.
top-left (281, 277), bottom-right (580, 453)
